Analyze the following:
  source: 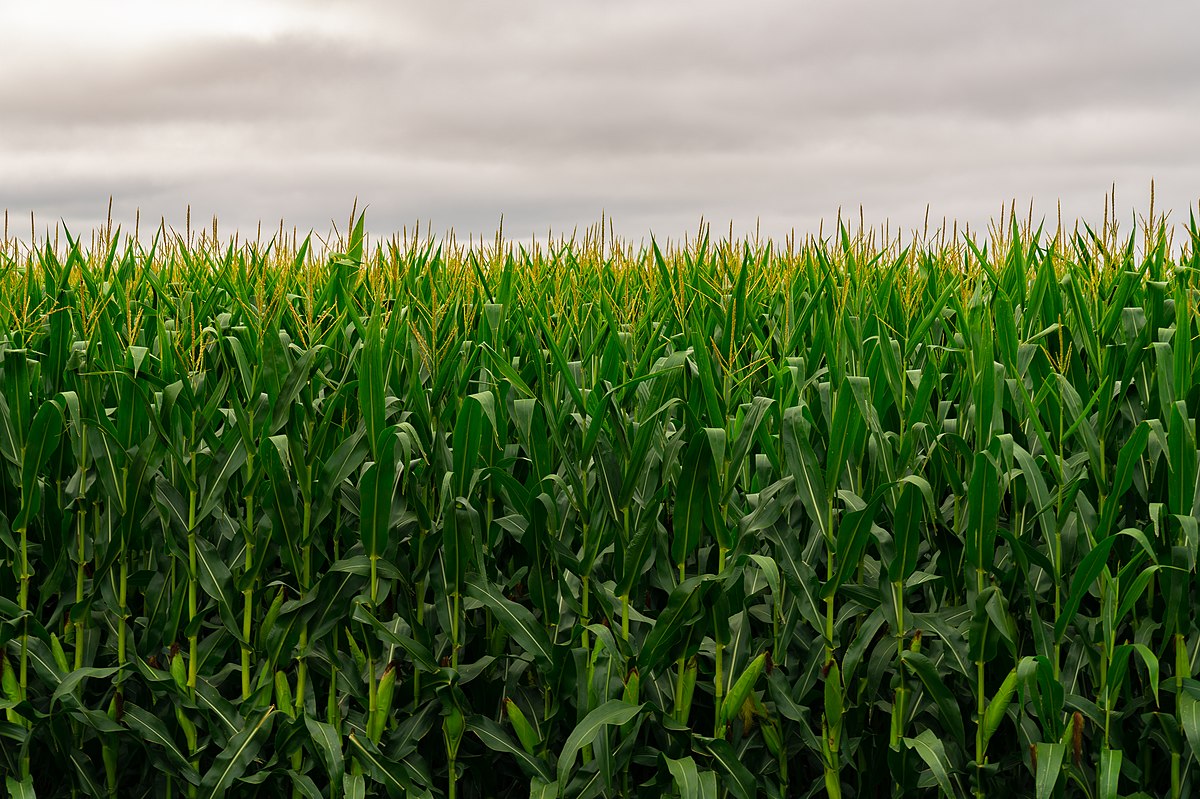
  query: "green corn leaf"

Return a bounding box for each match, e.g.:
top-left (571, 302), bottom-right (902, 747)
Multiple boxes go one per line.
top-left (901, 652), bottom-right (966, 750)
top-left (198, 707), bottom-right (276, 799)
top-left (347, 733), bottom-right (418, 795)
top-left (902, 729), bottom-right (962, 799)
top-left (123, 702), bottom-right (198, 779)
top-left (694, 737), bottom-right (757, 799)
top-left (193, 679), bottom-right (243, 737)
top-left (688, 332), bottom-right (724, 425)
top-left (665, 754), bottom-right (718, 799)
top-left (1055, 536), bottom-right (1118, 642)
top-left (890, 479), bottom-right (924, 583)
top-left (1105, 643), bottom-right (1160, 707)
top-left (15, 397), bottom-right (65, 528)
top-left (1097, 421), bottom-right (1150, 538)
top-left (70, 750), bottom-right (107, 799)
top-left (1098, 748), bottom-right (1122, 799)
top-left (465, 576), bottom-right (554, 667)
top-left (906, 282), bottom-right (956, 356)
top-left (556, 700), bottom-right (642, 789)
top-left (304, 716), bottom-right (345, 795)
top-left (452, 392), bottom-right (492, 498)
top-left (468, 715), bottom-right (552, 782)
top-left (442, 496), bottom-right (477, 597)
top-left (639, 575), bottom-right (716, 673)
top-left (824, 493), bottom-right (885, 598)
top-left (673, 432), bottom-right (712, 565)
top-left (288, 772), bottom-right (324, 799)
top-left (49, 666), bottom-right (119, 709)
top-left (528, 777), bottom-right (558, 799)
top-left (350, 604), bottom-right (438, 674)
top-left (1168, 402), bottom-right (1198, 518)
top-left (1034, 742), bottom-right (1066, 799)
top-left (359, 457), bottom-right (397, 561)
top-left (616, 513), bottom-right (656, 600)
top-left (738, 477), bottom-right (795, 539)
top-left (781, 406), bottom-right (828, 541)
top-left (5, 776), bottom-right (35, 799)
top-left (359, 309), bottom-right (387, 458)
top-left (196, 437), bottom-right (248, 523)
top-left (825, 378), bottom-right (863, 489)
top-left (727, 396), bottom-right (773, 495)
top-left (965, 452), bottom-right (1001, 573)
top-left (1113, 565), bottom-right (1159, 629)
top-left (1181, 690), bottom-right (1200, 763)
top-left (194, 537), bottom-right (246, 643)
top-left (343, 774), bottom-right (366, 799)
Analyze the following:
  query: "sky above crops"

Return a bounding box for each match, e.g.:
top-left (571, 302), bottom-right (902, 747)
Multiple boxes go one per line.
top-left (2, 0), bottom-right (1198, 242)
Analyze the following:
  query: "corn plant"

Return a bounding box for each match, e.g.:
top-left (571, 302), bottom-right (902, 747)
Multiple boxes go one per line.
top-left (0, 204), bottom-right (1196, 799)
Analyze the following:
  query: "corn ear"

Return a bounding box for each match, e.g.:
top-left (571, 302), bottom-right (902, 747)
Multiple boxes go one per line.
top-left (981, 667), bottom-right (1019, 751)
top-left (275, 670), bottom-right (295, 721)
top-left (169, 649), bottom-right (187, 692)
top-left (678, 656), bottom-right (698, 724)
top-left (2, 654), bottom-right (17, 701)
top-left (2, 654), bottom-right (18, 724)
top-left (443, 701), bottom-right (465, 760)
top-left (103, 694), bottom-right (120, 792)
top-left (620, 669), bottom-right (641, 737)
top-left (762, 714), bottom-right (782, 758)
top-left (253, 663), bottom-right (274, 709)
top-left (260, 587), bottom-right (285, 649)
top-left (721, 652), bottom-right (767, 728)
top-left (368, 663), bottom-right (396, 742)
top-left (175, 705), bottom-right (198, 754)
top-left (622, 668), bottom-right (641, 706)
top-left (504, 697), bottom-right (539, 755)
top-left (50, 632), bottom-right (69, 673)
top-left (346, 632), bottom-right (367, 675)
top-left (825, 661), bottom-right (843, 752)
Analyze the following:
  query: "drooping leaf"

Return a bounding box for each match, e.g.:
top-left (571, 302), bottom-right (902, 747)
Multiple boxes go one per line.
top-left (555, 701), bottom-right (642, 789)
top-left (199, 708), bottom-right (277, 799)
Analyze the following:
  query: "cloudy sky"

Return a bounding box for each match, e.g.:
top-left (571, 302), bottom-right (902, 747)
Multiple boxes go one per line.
top-left (2, 1), bottom-right (1197, 243)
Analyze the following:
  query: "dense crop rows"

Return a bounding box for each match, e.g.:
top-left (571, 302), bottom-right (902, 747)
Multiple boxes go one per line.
top-left (0, 211), bottom-right (1197, 798)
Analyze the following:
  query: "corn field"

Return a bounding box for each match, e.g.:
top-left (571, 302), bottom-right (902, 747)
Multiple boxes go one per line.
top-left (0, 208), bottom-right (1197, 799)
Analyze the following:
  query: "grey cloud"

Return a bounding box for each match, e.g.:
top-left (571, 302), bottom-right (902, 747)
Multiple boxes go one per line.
top-left (1, 0), bottom-right (1197, 242)
top-left (0, 35), bottom-right (389, 128)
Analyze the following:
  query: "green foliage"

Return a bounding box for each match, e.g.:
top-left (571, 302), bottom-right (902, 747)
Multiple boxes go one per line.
top-left (0, 209), bottom-right (1196, 798)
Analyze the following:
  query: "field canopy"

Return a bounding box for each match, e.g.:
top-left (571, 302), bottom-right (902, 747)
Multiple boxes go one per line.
top-left (0, 208), bottom-right (1197, 798)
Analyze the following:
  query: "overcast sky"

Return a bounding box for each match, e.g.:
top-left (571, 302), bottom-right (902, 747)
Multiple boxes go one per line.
top-left (2, 1), bottom-right (1198, 243)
